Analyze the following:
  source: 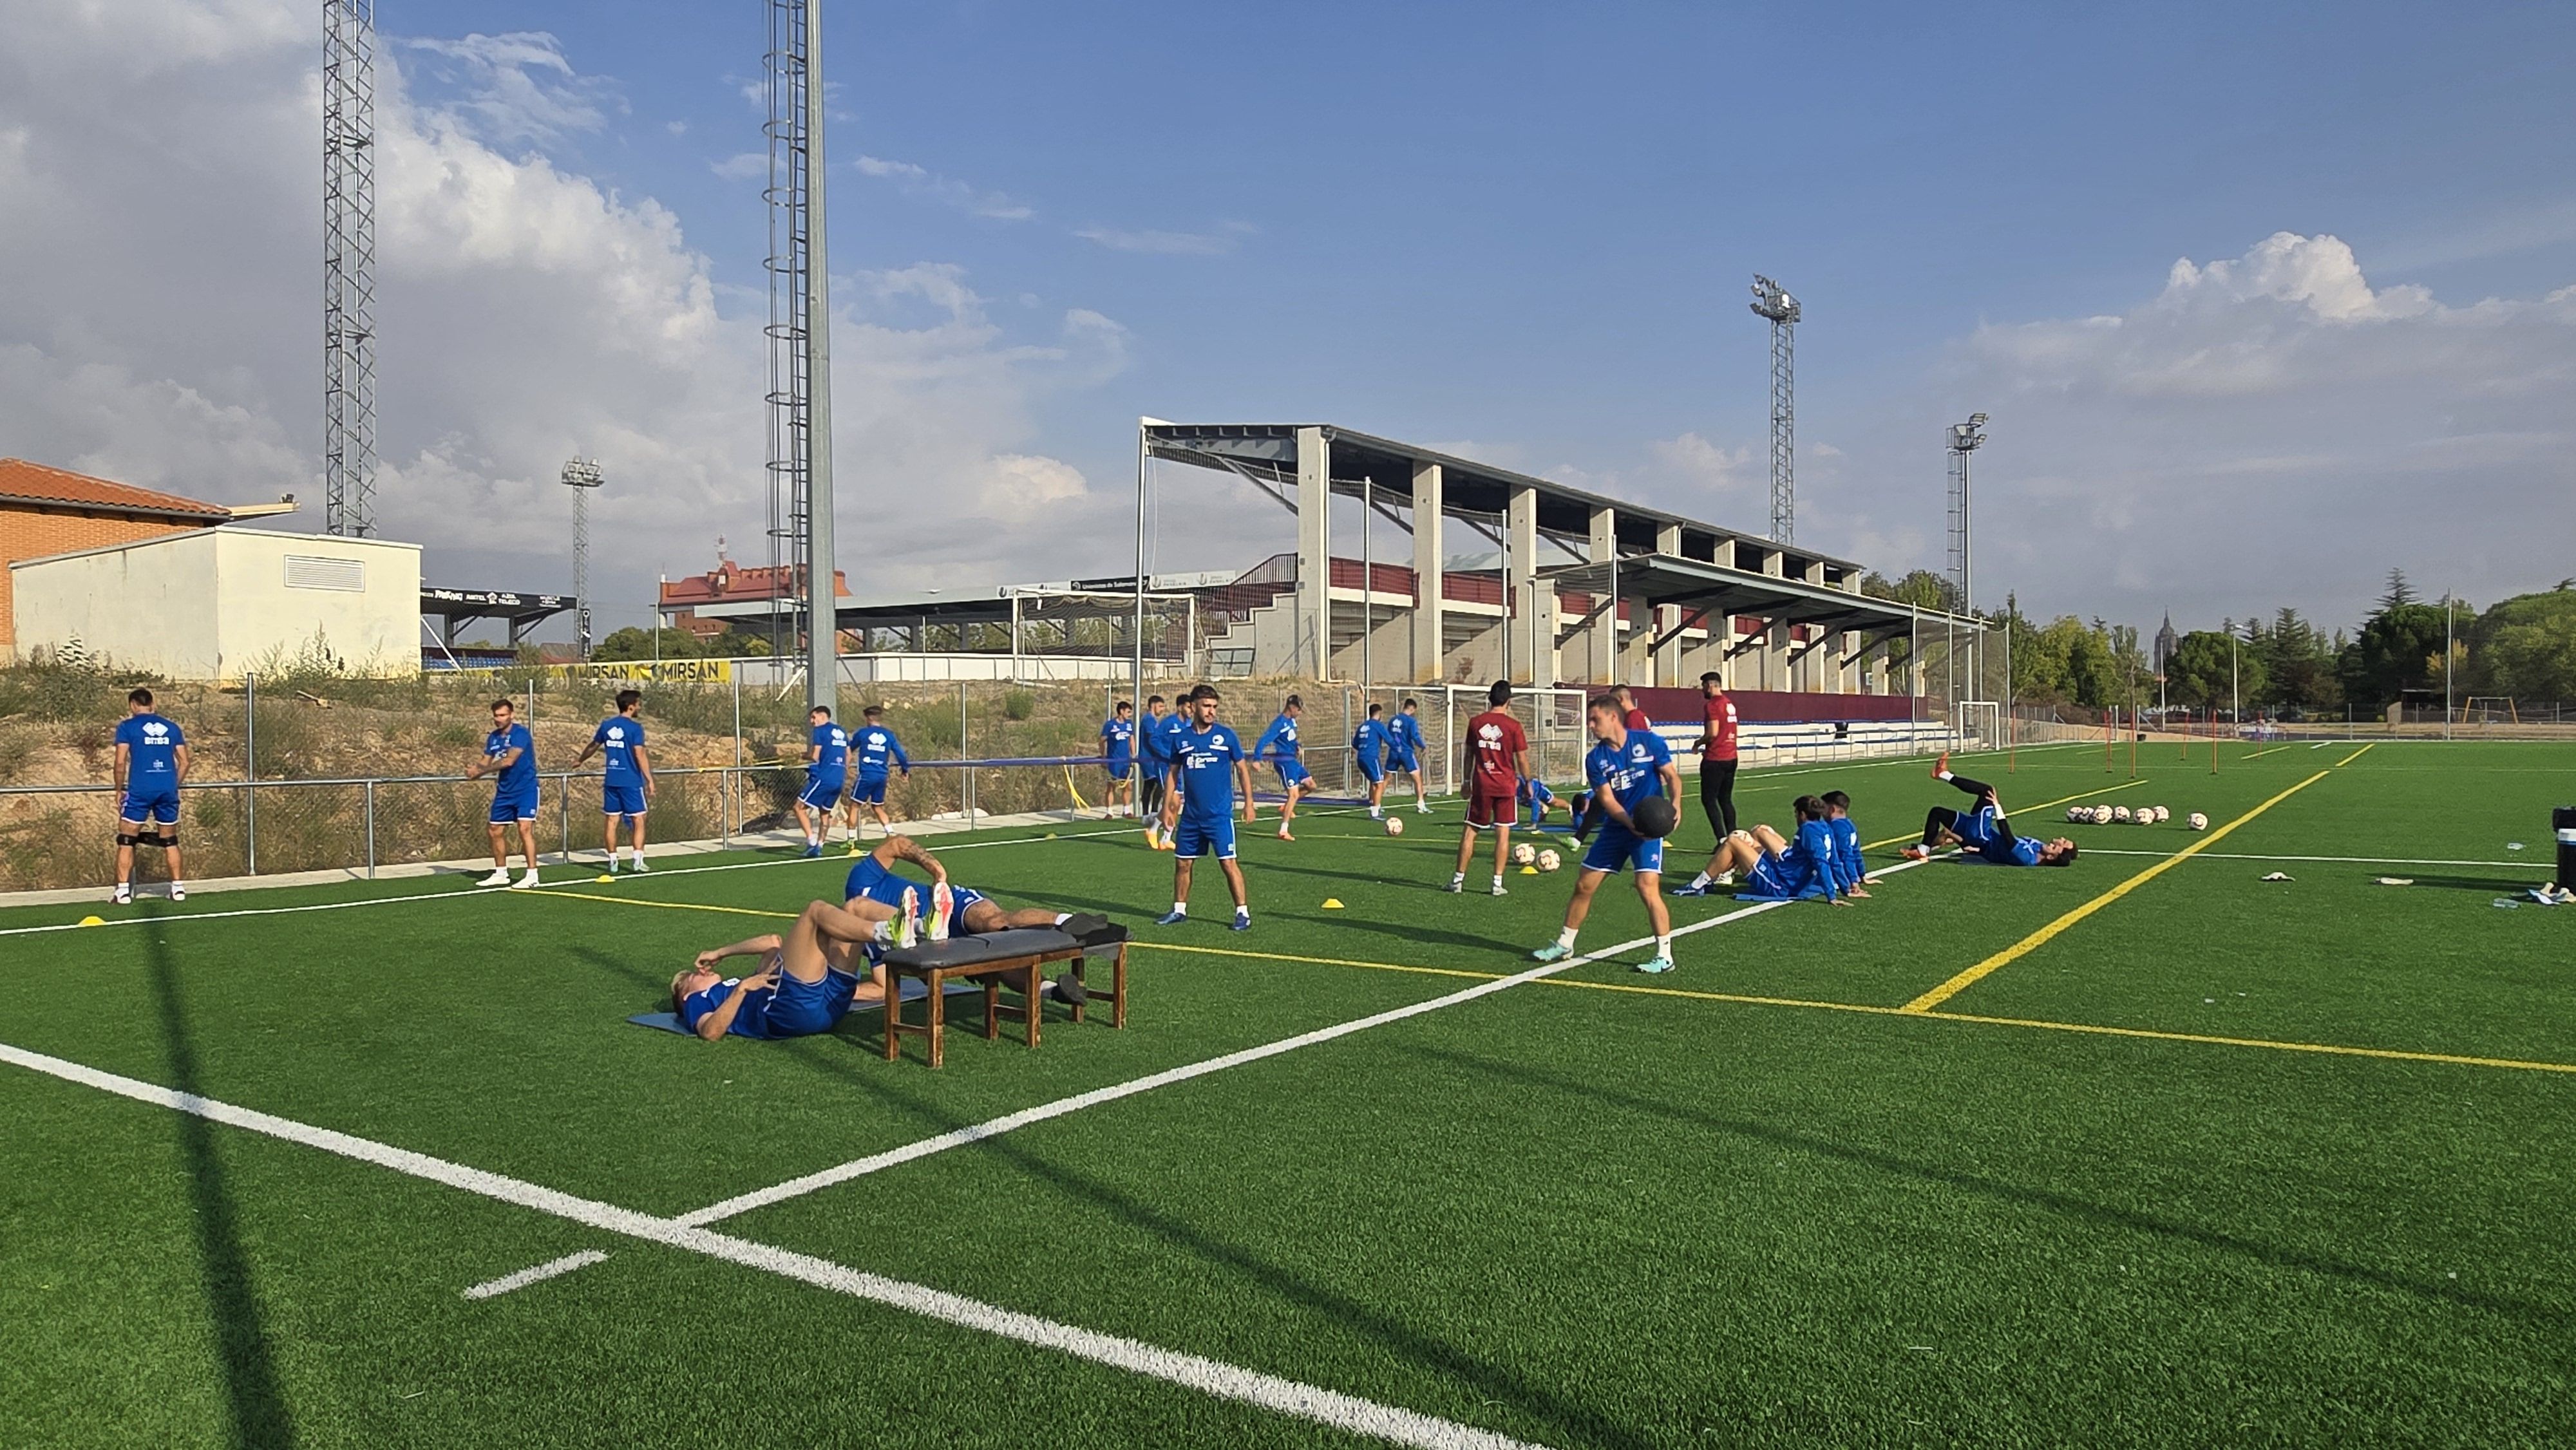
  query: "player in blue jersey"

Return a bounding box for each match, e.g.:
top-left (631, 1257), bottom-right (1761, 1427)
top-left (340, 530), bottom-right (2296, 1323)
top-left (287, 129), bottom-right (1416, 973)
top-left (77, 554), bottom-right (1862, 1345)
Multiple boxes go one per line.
top-left (1352, 703), bottom-right (1392, 818)
top-left (1519, 776), bottom-right (1566, 831)
top-left (1533, 695), bottom-right (1685, 973)
top-left (1249, 695), bottom-right (1311, 841)
top-left (1101, 700), bottom-right (1137, 819)
top-left (846, 704), bottom-right (911, 845)
top-left (465, 698), bottom-right (542, 889)
top-left (1712, 797), bottom-right (1848, 905)
top-left (109, 687), bottom-right (189, 904)
top-left (1137, 695), bottom-right (1175, 847)
top-left (1157, 685), bottom-right (1255, 930)
top-left (1819, 790), bottom-right (1871, 898)
top-left (669, 898), bottom-right (892, 1041)
top-left (794, 705), bottom-right (851, 857)
top-left (835, 836), bottom-right (1103, 1006)
top-left (1903, 755), bottom-right (2078, 867)
top-left (1388, 698), bottom-right (1433, 814)
top-left (572, 689), bottom-right (656, 873)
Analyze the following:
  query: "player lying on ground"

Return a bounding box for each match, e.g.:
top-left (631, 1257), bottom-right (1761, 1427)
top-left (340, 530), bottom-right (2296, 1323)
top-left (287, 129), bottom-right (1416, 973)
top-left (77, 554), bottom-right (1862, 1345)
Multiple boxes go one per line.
top-left (111, 687), bottom-right (189, 904)
top-left (1533, 694), bottom-right (1683, 974)
top-left (1450, 679), bottom-right (1529, 896)
top-left (670, 898), bottom-right (890, 1041)
top-left (571, 688), bottom-right (654, 873)
top-left (1901, 754), bottom-right (2079, 867)
top-left (466, 698), bottom-right (542, 889)
top-left (1690, 796), bottom-right (1849, 905)
top-left (1158, 684), bottom-right (1256, 930)
top-left (840, 834), bottom-right (1099, 1004)
top-left (1250, 695), bottom-right (1311, 840)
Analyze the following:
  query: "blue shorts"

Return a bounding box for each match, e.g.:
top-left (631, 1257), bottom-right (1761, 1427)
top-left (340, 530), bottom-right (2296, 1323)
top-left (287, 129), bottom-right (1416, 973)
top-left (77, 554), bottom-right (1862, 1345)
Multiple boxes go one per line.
top-left (1356, 759), bottom-right (1385, 784)
top-left (1106, 758), bottom-right (1133, 782)
top-left (1580, 822), bottom-right (1664, 876)
top-left (603, 783), bottom-right (648, 816)
top-left (119, 789), bottom-right (179, 826)
top-left (849, 775), bottom-right (889, 805)
top-left (765, 966), bottom-right (861, 1037)
top-left (1386, 749), bottom-right (1418, 774)
top-left (1171, 814), bottom-right (1237, 860)
top-left (1275, 759), bottom-right (1311, 789)
top-left (842, 858), bottom-right (987, 923)
top-left (489, 789), bottom-right (538, 824)
top-left (1736, 855), bottom-right (1797, 901)
top-left (798, 776), bottom-right (844, 811)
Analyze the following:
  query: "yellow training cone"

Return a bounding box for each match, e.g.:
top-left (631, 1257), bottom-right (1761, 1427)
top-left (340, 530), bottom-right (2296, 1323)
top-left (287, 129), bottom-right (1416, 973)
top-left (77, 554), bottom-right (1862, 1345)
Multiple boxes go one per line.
top-left (1321, 898), bottom-right (1345, 910)
top-left (1520, 865), bottom-right (1540, 875)
top-left (77, 915), bottom-right (106, 927)
top-left (596, 873), bottom-right (618, 883)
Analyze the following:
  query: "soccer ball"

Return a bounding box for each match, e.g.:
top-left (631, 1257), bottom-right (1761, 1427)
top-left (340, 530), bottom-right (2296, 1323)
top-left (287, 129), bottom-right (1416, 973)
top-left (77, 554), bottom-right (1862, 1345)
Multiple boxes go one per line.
top-left (2152, 805), bottom-right (2171, 823)
top-left (2065, 806), bottom-right (2084, 824)
top-left (2187, 812), bottom-right (2210, 831)
top-left (1384, 816), bottom-right (1404, 836)
top-left (1512, 842), bottom-right (1537, 866)
top-left (2092, 805), bottom-right (2116, 825)
top-left (2113, 806), bottom-right (2132, 823)
top-left (1536, 849), bottom-right (1562, 872)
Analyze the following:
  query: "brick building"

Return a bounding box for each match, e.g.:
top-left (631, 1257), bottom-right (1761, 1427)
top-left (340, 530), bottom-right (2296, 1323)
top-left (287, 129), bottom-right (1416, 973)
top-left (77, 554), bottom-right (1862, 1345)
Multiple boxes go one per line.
top-left (0, 459), bottom-right (247, 661)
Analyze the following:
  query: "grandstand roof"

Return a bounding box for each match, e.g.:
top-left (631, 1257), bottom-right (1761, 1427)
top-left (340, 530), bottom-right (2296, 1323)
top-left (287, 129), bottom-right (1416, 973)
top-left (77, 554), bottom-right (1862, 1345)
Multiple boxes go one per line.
top-left (0, 458), bottom-right (234, 522)
top-left (1539, 553), bottom-right (1990, 639)
top-left (1141, 423), bottom-right (1865, 578)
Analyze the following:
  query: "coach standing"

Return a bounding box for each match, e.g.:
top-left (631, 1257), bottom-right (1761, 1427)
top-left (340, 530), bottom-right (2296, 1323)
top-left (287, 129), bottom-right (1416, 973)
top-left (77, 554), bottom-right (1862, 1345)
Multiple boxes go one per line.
top-left (1696, 672), bottom-right (1739, 840)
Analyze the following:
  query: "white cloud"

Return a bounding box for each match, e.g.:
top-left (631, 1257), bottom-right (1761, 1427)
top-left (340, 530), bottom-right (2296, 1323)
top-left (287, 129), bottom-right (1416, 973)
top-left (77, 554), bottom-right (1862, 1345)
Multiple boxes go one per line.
top-left (851, 154), bottom-right (1031, 221)
top-left (1075, 222), bottom-right (1253, 256)
top-left (708, 151), bottom-right (766, 181)
top-left (0, 0), bottom-right (1133, 627)
top-left (1648, 432), bottom-right (1757, 494)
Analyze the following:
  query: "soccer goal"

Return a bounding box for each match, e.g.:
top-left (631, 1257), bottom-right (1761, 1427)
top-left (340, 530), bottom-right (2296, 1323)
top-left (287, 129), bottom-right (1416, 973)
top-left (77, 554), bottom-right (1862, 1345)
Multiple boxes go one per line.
top-left (1952, 701), bottom-right (2001, 748)
top-left (2463, 696), bottom-right (2520, 726)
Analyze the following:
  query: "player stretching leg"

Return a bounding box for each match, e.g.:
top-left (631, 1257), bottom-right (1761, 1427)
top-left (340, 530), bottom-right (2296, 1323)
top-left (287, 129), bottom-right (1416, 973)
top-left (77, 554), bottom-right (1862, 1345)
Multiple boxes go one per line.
top-left (573, 689), bottom-right (655, 872)
top-left (466, 698), bottom-right (542, 889)
top-left (1251, 695), bottom-right (1311, 840)
top-left (1533, 695), bottom-right (1683, 973)
top-left (669, 899), bottom-right (892, 1042)
top-left (1448, 680), bottom-right (1528, 896)
top-left (1157, 686), bottom-right (1255, 930)
top-left (846, 705), bottom-right (911, 847)
top-left (1390, 698), bottom-right (1434, 813)
top-left (1903, 754), bottom-right (2079, 866)
top-left (110, 688), bottom-right (189, 904)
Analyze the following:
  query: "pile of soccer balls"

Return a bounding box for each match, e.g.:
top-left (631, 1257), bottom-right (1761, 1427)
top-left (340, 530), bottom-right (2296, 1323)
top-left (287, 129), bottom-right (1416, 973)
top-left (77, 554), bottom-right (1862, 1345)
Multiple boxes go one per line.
top-left (1509, 842), bottom-right (1562, 871)
top-left (2063, 803), bottom-right (2208, 830)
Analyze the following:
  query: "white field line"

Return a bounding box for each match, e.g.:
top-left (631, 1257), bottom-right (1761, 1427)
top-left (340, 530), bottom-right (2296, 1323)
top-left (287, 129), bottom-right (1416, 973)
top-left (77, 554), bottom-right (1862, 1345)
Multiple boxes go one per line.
top-left (0, 1040), bottom-right (1549, 1450)
top-left (486, 858), bottom-right (1935, 1295)
top-left (2076, 849), bottom-right (2533, 869)
top-left (462, 1250), bottom-right (611, 1299)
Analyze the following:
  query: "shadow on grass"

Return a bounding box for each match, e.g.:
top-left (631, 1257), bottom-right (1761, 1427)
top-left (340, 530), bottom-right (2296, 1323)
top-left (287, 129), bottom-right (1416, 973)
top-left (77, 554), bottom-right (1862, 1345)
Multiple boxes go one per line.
top-left (138, 901), bottom-right (299, 1447)
top-left (1406, 1039), bottom-right (2564, 1326)
top-left (2390, 874), bottom-right (2537, 894)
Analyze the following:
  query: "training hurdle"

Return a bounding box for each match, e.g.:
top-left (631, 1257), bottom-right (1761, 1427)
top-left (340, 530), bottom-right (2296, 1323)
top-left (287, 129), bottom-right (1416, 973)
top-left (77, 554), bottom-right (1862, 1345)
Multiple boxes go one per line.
top-left (880, 922), bottom-right (1130, 1067)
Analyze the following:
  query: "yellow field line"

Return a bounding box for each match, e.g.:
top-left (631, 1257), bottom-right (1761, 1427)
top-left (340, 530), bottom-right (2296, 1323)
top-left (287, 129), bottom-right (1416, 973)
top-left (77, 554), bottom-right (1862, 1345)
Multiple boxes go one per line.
top-left (1897, 769), bottom-right (2334, 1013)
top-left (1916, 1009), bottom-right (2576, 1075)
top-left (2336, 742), bottom-right (2378, 766)
top-left (1860, 780), bottom-right (2148, 852)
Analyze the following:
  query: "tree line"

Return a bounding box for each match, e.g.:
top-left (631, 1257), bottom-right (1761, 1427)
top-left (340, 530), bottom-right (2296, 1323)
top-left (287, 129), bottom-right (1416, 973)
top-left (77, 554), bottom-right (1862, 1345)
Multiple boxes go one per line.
top-left (1863, 569), bottom-right (2576, 715)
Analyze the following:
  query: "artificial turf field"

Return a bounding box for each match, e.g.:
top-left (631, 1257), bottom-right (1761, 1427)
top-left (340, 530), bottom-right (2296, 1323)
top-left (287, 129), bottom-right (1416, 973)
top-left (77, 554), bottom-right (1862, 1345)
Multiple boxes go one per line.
top-left (6, 739), bottom-right (2574, 1448)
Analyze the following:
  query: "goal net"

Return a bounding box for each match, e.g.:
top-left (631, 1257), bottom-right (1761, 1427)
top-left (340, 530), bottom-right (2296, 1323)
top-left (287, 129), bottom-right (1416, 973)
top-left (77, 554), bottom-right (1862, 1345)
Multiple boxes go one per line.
top-left (1952, 701), bottom-right (2001, 748)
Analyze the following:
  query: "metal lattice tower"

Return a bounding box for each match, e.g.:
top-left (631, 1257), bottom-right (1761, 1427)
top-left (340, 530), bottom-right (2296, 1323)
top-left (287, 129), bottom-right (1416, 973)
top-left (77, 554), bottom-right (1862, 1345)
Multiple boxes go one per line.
top-left (323, 0), bottom-right (379, 538)
top-left (562, 459), bottom-right (605, 657)
top-left (1946, 413), bottom-right (1988, 701)
top-left (1749, 276), bottom-right (1800, 544)
top-left (763, 0), bottom-right (838, 706)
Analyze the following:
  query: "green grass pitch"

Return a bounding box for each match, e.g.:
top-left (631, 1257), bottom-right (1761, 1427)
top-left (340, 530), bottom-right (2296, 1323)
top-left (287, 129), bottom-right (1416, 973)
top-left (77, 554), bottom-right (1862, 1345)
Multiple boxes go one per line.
top-left (6, 740), bottom-right (2574, 1447)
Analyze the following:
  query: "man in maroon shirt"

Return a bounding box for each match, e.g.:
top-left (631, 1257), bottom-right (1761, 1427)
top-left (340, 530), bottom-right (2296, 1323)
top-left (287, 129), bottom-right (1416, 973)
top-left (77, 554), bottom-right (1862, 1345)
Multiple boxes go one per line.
top-left (1695, 671), bottom-right (1739, 839)
top-left (1448, 679), bottom-right (1530, 896)
top-left (1612, 686), bottom-right (1654, 737)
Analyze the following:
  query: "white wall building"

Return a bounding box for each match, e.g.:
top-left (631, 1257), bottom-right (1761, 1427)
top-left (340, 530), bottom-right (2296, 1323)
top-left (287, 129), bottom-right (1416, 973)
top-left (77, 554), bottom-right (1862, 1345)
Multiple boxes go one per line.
top-left (11, 527), bottom-right (422, 681)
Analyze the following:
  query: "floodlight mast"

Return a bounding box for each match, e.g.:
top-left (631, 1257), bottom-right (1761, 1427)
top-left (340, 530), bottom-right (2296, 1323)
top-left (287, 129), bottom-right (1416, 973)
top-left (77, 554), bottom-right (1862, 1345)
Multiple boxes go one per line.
top-left (322, 0), bottom-right (379, 538)
top-left (561, 459), bottom-right (605, 658)
top-left (1749, 276), bottom-right (1800, 544)
top-left (763, 0), bottom-right (837, 707)
top-left (1946, 413), bottom-right (1988, 704)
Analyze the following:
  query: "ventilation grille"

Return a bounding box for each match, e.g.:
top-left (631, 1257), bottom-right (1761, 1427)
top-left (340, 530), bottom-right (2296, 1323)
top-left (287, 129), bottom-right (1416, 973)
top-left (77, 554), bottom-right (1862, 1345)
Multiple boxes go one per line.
top-left (285, 554), bottom-right (366, 592)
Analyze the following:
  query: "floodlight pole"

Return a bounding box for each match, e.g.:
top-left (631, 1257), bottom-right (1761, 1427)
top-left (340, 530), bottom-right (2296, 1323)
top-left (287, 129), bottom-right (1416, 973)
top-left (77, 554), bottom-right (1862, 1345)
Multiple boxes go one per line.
top-left (2445, 596), bottom-right (2454, 740)
top-left (1133, 419), bottom-right (1147, 697)
top-left (1750, 276), bottom-right (1800, 545)
top-left (800, 0), bottom-right (837, 715)
top-left (1946, 413), bottom-right (1988, 703)
top-left (560, 458), bottom-right (605, 659)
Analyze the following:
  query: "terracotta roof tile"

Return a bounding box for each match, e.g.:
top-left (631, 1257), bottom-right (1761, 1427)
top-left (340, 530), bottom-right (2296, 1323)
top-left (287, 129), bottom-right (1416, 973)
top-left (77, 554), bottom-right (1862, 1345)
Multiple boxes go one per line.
top-left (0, 458), bottom-right (232, 519)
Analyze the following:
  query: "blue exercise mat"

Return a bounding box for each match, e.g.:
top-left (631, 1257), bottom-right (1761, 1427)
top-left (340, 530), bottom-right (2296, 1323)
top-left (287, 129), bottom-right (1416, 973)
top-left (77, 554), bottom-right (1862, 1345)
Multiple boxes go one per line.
top-left (628, 977), bottom-right (978, 1036)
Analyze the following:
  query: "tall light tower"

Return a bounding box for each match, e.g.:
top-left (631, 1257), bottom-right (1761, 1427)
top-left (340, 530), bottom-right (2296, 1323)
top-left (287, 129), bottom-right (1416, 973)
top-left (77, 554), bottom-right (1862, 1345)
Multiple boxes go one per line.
top-left (322, 0), bottom-right (379, 537)
top-left (1749, 275), bottom-right (1800, 544)
top-left (562, 459), bottom-right (604, 658)
top-left (1946, 412), bottom-right (1988, 702)
top-left (764, 0), bottom-right (837, 709)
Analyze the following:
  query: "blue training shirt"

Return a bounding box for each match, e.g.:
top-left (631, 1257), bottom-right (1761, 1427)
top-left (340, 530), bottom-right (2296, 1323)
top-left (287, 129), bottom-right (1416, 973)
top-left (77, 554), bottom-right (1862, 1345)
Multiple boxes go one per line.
top-left (1171, 722), bottom-right (1247, 822)
top-left (591, 715), bottom-right (647, 787)
top-left (1252, 713), bottom-right (1301, 764)
top-left (485, 722), bottom-right (536, 795)
top-left (1828, 816), bottom-right (1865, 892)
top-left (1389, 711), bottom-right (1425, 757)
top-left (1139, 711), bottom-right (1175, 766)
top-left (809, 723), bottom-right (850, 785)
top-left (853, 724), bottom-right (906, 778)
top-left (1795, 818), bottom-right (1842, 900)
top-left (1102, 716), bottom-right (1134, 764)
top-left (1981, 831), bottom-right (2046, 867)
top-left (115, 713), bottom-right (185, 787)
top-left (1351, 718), bottom-right (1387, 768)
top-left (1584, 728), bottom-right (1673, 819)
top-left (679, 977), bottom-right (777, 1039)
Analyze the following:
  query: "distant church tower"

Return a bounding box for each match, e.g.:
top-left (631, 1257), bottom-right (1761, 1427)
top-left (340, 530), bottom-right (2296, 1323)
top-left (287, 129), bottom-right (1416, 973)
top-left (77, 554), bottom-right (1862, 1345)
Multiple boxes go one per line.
top-left (2153, 613), bottom-right (2179, 677)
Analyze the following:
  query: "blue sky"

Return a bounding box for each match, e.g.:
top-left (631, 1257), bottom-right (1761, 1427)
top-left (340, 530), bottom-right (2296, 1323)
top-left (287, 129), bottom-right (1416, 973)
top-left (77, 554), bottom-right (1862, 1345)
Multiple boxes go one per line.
top-left (7, 1), bottom-right (2575, 634)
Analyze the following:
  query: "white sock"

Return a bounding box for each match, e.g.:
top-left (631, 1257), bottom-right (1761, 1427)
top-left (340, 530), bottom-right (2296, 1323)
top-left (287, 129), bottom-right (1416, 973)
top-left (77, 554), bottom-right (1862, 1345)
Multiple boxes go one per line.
top-left (1170, 902), bottom-right (1186, 917)
top-left (1935, 770), bottom-right (1954, 782)
top-left (1656, 934), bottom-right (1673, 958)
top-left (1557, 926), bottom-right (1579, 950)
top-left (1054, 912), bottom-right (1071, 925)
top-left (806, 833), bottom-right (820, 846)
top-left (1450, 872), bottom-right (1465, 885)
top-left (1235, 905), bottom-right (1250, 919)
top-left (1690, 871), bottom-right (1711, 890)
top-left (873, 919), bottom-right (895, 942)
top-left (1492, 874), bottom-right (1504, 887)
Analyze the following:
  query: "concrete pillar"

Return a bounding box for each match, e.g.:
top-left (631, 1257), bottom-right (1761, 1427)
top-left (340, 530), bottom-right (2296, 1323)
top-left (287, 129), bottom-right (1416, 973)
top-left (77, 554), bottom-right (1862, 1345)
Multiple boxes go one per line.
top-left (1296, 426), bottom-right (1330, 679)
top-left (1411, 462), bottom-right (1443, 683)
top-left (1586, 505), bottom-right (1616, 685)
top-left (1508, 485), bottom-right (1543, 687)
top-left (1652, 522), bottom-right (1681, 686)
